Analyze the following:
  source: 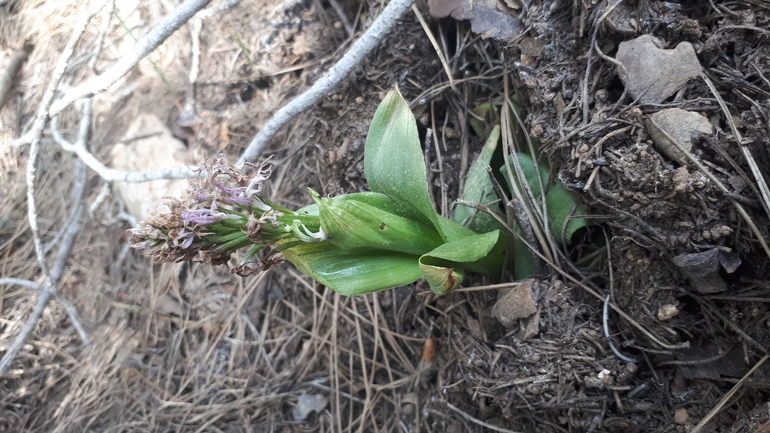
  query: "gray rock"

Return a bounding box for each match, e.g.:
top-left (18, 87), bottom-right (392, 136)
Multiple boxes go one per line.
top-left (492, 279), bottom-right (537, 327)
top-left (646, 108), bottom-right (713, 162)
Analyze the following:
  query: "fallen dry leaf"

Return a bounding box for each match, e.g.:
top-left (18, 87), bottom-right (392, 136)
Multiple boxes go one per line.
top-left (429, 0), bottom-right (522, 41)
top-left (615, 35), bottom-right (701, 104)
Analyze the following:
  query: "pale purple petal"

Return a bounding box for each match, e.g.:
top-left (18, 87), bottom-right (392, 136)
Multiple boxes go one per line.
top-left (178, 231), bottom-right (195, 249)
top-left (182, 209), bottom-right (219, 225)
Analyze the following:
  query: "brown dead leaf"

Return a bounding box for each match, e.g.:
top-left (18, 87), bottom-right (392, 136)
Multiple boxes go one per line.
top-left (429, 0), bottom-right (522, 41)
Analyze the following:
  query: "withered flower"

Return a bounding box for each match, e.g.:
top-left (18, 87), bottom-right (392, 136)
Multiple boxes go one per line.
top-left (128, 155), bottom-right (325, 275)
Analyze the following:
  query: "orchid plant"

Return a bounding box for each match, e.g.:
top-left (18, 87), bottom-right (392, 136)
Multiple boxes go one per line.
top-left (129, 88), bottom-right (585, 295)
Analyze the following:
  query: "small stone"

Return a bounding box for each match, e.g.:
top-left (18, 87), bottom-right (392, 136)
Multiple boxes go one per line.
top-left (466, 317), bottom-right (484, 341)
top-left (657, 303), bottom-right (679, 321)
top-left (674, 407), bottom-right (689, 425)
top-left (492, 279), bottom-right (538, 327)
top-left (518, 308), bottom-right (540, 340)
top-left (646, 108), bottom-right (713, 162)
top-left (597, 369), bottom-right (613, 385)
top-left (355, 96), bottom-right (365, 104)
top-left (292, 394), bottom-right (328, 421)
top-left (672, 249), bottom-right (727, 293)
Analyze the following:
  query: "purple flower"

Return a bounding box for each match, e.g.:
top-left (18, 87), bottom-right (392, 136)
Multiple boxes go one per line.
top-left (182, 209), bottom-right (219, 225)
top-left (177, 231), bottom-right (195, 249)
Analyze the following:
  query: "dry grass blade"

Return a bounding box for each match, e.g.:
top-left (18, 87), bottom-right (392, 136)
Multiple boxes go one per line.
top-left (412, 4), bottom-right (455, 91)
top-left (701, 72), bottom-right (770, 221)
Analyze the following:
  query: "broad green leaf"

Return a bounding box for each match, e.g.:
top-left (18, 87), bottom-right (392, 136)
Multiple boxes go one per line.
top-left (311, 189), bottom-right (443, 256)
top-left (419, 230), bottom-right (505, 294)
top-left (364, 88), bottom-right (444, 238)
top-left (453, 125), bottom-right (504, 233)
top-left (329, 191), bottom-right (430, 222)
top-left (436, 214), bottom-right (476, 241)
top-left (282, 241), bottom-right (422, 295)
top-left (546, 183), bottom-right (587, 244)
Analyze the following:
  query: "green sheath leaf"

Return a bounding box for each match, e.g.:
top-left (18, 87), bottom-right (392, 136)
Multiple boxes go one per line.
top-left (503, 153), bottom-right (586, 243)
top-left (453, 125), bottom-right (503, 233)
top-left (419, 230), bottom-right (505, 294)
top-left (282, 241), bottom-right (422, 296)
top-left (312, 190), bottom-right (444, 256)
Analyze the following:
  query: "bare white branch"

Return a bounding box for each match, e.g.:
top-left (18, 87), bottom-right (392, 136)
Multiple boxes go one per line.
top-left (237, 0), bottom-right (415, 165)
top-left (25, 0), bottom-right (110, 281)
top-left (0, 278), bottom-right (44, 291)
top-left (48, 0), bottom-right (212, 118)
top-left (0, 289), bottom-right (54, 375)
top-left (51, 115), bottom-right (201, 182)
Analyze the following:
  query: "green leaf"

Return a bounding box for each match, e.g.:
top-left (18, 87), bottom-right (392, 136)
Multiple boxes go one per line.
top-left (546, 183), bottom-right (587, 244)
top-left (419, 230), bottom-right (505, 294)
top-left (282, 241), bottom-right (422, 295)
top-left (453, 125), bottom-right (504, 233)
top-left (311, 189), bottom-right (444, 256)
top-left (469, 103), bottom-right (499, 137)
top-left (502, 153), bottom-right (586, 244)
top-left (364, 88), bottom-right (444, 238)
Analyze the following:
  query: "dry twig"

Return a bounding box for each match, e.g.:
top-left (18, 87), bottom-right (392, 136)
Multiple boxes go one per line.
top-left (238, 0), bottom-right (415, 165)
top-left (47, 0), bottom-right (212, 118)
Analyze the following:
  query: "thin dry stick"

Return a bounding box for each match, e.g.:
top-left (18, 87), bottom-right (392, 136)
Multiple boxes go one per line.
top-left (0, 158), bottom-right (92, 375)
top-left (351, 301), bottom-right (373, 433)
top-left (237, 0), bottom-right (415, 165)
top-left (87, 0), bottom-right (115, 72)
top-left (328, 0), bottom-right (354, 38)
top-left (25, 0), bottom-right (109, 280)
top-left (48, 0), bottom-right (212, 118)
top-left (45, 104), bottom-right (92, 254)
top-left (332, 292), bottom-right (343, 433)
top-left (690, 354), bottom-right (770, 433)
top-left (582, 0), bottom-right (624, 124)
top-left (0, 278), bottom-right (44, 291)
top-left (412, 4), bottom-right (455, 90)
top-left (499, 92), bottom-right (554, 265)
top-left (181, 14), bottom-right (203, 122)
top-left (51, 116), bottom-right (200, 182)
